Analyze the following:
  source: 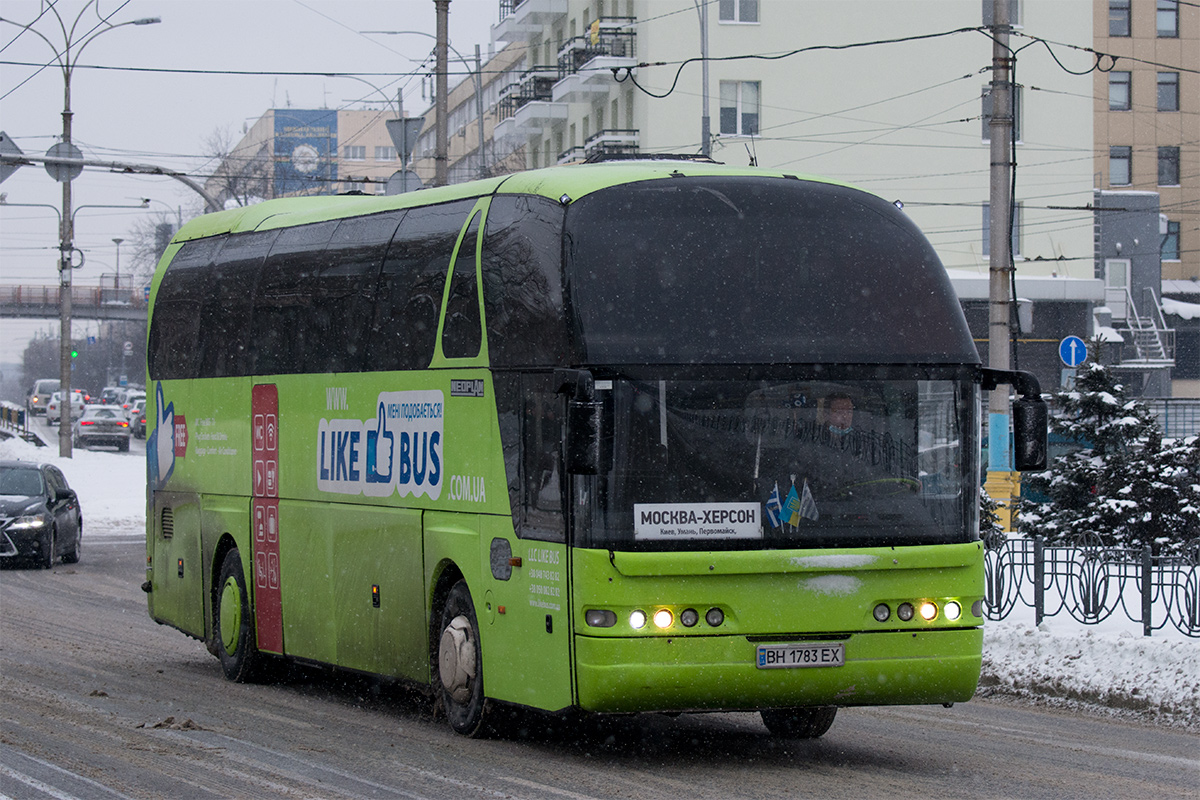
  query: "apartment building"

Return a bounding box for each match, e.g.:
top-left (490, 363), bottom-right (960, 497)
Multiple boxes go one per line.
top-left (1095, 0), bottom-right (1200, 394)
top-left (207, 109), bottom-right (407, 204)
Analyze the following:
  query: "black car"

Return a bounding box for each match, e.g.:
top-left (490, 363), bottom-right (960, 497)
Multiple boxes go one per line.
top-left (0, 461), bottom-right (82, 569)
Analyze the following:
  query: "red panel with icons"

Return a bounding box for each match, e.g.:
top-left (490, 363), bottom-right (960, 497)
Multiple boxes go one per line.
top-left (251, 384), bottom-right (283, 654)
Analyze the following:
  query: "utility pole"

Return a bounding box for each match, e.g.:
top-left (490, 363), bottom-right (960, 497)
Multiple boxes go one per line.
top-left (434, 0), bottom-right (451, 187)
top-left (475, 44), bottom-right (486, 178)
top-left (986, 0), bottom-right (1016, 528)
top-left (698, 1), bottom-right (710, 158)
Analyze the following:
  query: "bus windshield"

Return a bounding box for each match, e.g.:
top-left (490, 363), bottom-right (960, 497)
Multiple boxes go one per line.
top-left (576, 371), bottom-right (980, 551)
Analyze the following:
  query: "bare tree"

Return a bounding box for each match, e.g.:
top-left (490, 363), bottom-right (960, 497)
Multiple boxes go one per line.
top-left (202, 126), bottom-right (272, 208)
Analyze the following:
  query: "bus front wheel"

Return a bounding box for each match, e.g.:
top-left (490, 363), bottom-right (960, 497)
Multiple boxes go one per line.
top-left (215, 548), bottom-right (265, 683)
top-left (760, 706), bottom-right (838, 738)
top-left (436, 581), bottom-right (493, 737)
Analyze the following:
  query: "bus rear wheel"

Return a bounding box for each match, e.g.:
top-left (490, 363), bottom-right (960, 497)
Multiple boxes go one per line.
top-left (436, 581), bottom-right (493, 737)
top-left (760, 706), bottom-right (838, 738)
top-left (215, 548), bottom-right (265, 683)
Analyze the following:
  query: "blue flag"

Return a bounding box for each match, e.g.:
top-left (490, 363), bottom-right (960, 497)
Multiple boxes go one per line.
top-left (783, 483), bottom-right (802, 527)
top-left (766, 482), bottom-right (783, 528)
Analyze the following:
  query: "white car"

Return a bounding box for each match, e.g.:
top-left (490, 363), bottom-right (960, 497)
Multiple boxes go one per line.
top-left (45, 391), bottom-right (85, 426)
top-left (72, 405), bottom-right (131, 452)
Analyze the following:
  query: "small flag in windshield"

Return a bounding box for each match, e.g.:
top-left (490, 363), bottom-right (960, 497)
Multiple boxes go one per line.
top-left (766, 482), bottom-right (783, 528)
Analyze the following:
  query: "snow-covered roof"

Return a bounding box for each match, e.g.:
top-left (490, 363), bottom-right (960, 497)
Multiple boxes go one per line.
top-left (1162, 297), bottom-right (1200, 320)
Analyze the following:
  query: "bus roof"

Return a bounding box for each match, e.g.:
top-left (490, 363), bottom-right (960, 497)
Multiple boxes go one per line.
top-left (171, 162), bottom-right (858, 242)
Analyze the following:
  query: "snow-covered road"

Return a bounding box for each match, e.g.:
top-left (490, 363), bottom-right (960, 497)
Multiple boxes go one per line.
top-left (3, 431), bottom-right (1195, 729)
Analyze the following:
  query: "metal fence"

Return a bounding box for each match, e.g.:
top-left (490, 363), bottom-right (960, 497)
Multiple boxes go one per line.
top-left (984, 534), bottom-right (1200, 637)
top-left (1143, 398), bottom-right (1200, 438)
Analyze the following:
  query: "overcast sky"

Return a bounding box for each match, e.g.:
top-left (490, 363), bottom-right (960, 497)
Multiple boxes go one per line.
top-left (0, 0), bottom-right (499, 362)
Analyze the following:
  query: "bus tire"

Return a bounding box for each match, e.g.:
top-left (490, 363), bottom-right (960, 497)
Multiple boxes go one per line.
top-left (760, 706), bottom-right (837, 738)
top-left (215, 548), bottom-right (265, 683)
top-left (436, 581), bottom-right (493, 737)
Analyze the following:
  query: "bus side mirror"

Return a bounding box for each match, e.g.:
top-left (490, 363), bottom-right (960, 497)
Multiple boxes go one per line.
top-left (1013, 397), bottom-right (1048, 472)
top-left (556, 368), bottom-right (612, 475)
top-left (982, 367), bottom-right (1048, 472)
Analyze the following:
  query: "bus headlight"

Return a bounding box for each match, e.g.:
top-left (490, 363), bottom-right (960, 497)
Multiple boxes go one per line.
top-left (629, 610), bottom-right (647, 630)
top-left (705, 607), bottom-right (724, 627)
top-left (653, 609), bottom-right (673, 629)
top-left (680, 608), bottom-right (699, 627)
top-left (873, 603), bottom-right (891, 622)
top-left (897, 602), bottom-right (914, 621)
top-left (919, 602), bottom-right (938, 621)
top-left (944, 601), bottom-right (961, 621)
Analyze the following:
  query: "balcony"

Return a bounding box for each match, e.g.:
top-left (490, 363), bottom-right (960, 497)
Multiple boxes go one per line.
top-left (494, 0), bottom-right (567, 43)
top-left (553, 18), bottom-right (636, 101)
top-left (495, 67), bottom-right (567, 140)
top-left (556, 146), bottom-right (587, 164)
top-left (583, 129), bottom-right (639, 160)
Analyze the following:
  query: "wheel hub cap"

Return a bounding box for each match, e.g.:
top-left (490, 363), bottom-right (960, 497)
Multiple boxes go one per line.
top-left (438, 615), bottom-right (476, 703)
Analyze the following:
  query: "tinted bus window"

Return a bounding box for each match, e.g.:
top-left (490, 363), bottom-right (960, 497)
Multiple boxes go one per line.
top-left (367, 200), bottom-right (474, 371)
top-left (313, 212), bottom-right (402, 373)
top-left (481, 196), bottom-right (569, 368)
top-left (251, 221), bottom-right (338, 375)
top-left (149, 236), bottom-right (221, 380)
top-left (442, 212), bottom-right (482, 359)
top-left (565, 177), bottom-right (973, 365)
top-left (196, 230), bottom-right (278, 378)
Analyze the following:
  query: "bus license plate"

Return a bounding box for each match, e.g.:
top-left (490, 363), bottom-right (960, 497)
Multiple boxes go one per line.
top-left (756, 642), bottom-right (845, 669)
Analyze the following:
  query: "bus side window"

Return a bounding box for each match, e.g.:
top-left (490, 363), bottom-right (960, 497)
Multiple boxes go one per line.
top-left (368, 200), bottom-right (475, 371)
top-left (251, 222), bottom-right (338, 376)
top-left (493, 372), bottom-right (523, 531)
top-left (520, 372), bottom-right (565, 543)
top-left (481, 195), bottom-right (570, 368)
top-left (442, 212), bottom-right (481, 359)
top-left (149, 237), bottom-right (221, 380)
top-left (195, 230), bottom-right (278, 378)
top-left (314, 212), bottom-right (404, 373)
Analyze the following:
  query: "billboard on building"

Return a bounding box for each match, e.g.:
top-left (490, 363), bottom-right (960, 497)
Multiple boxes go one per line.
top-left (274, 110), bottom-right (337, 196)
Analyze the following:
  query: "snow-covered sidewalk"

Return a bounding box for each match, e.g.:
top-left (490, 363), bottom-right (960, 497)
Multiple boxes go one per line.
top-left (3, 431), bottom-right (1196, 729)
top-left (981, 618), bottom-right (1198, 729)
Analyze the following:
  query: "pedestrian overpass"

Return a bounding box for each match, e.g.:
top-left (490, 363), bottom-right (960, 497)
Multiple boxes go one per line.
top-left (0, 284), bottom-right (146, 321)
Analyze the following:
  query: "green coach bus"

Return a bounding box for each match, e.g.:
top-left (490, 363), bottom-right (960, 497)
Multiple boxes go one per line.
top-left (144, 159), bottom-right (1046, 738)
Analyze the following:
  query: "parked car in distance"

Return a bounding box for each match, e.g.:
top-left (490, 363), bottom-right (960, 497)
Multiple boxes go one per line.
top-left (0, 460), bottom-right (82, 569)
top-left (130, 398), bottom-right (147, 439)
top-left (26, 379), bottom-right (60, 417)
top-left (45, 391), bottom-right (86, 426)
top-left (72, 405), bottom-right (131, 451)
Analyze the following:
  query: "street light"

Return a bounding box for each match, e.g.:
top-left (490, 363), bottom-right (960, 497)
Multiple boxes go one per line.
top-left (0, 1), bottom-right (160, 456)
top-left (361, 28), bottom-right (488, 181)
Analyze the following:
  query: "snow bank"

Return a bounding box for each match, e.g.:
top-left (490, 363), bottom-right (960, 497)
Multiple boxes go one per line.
top-left (981, 619), bottom-right (1199, 728)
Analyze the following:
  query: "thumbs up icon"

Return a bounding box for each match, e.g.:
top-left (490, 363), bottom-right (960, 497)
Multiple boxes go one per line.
top-left (366, 401), bottom-right (393, 484)
top-left (147, 382), bottom-right (176, 490)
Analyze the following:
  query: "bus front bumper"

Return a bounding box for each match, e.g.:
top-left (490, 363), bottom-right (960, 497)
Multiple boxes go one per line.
top-left (574, 627), bottom-right (982, 713)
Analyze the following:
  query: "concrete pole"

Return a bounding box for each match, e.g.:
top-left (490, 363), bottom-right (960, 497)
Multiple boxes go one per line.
top-left (59, 73), bottom-right (74, 458)
top-left (434, 0), bottom-right (451, 187)
top-left (986, 0), bottom-right (1015, 525)
top-left (699, 1), bottom-right (710, 158)
top-left (475, 44), bottom-right (486, 178)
